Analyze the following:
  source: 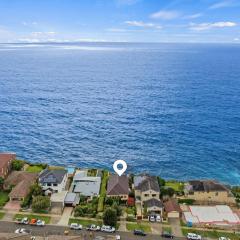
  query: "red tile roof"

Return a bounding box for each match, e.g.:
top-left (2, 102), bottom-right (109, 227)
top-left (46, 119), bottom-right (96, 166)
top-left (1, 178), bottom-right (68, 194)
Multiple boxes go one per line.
top-left (164, 199), bottom-right (181, 213)
top-left (0, 153), bottom-right (15, 178)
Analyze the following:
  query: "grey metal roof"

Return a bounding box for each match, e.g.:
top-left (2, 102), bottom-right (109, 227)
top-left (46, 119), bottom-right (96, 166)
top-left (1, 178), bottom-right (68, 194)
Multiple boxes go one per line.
top-left (188, 180), bottom-right (229, 192)
top-left (64, 192), bottom-right (80, 204)
top-left (39, 169), bottom-right (67, 184)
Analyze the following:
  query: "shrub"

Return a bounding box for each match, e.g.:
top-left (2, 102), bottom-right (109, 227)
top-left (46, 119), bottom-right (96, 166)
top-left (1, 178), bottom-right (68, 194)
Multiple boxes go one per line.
top-left (178, 198), bottom-right (195, 205)
top-left (32, 196), bottom-right (50, 213)
top-left (12, 160), bottom-right (25, 171)
top-left (103, 208), bottom-right (117, 227)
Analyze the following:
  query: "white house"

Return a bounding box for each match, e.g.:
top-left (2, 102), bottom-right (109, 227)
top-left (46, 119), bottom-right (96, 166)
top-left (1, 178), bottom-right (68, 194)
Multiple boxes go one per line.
top-left (39, 169), bottom-right (68, 195)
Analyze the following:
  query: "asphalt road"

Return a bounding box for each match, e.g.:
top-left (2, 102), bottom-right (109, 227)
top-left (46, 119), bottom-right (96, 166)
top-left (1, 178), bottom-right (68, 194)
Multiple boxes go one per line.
top-left (0, 221), bottom-right (185, 240)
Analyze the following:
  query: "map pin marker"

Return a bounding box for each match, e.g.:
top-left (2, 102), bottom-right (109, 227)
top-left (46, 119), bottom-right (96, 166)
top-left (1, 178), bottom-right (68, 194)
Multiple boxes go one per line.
top-left (113, 160), bottom-right (127, 176)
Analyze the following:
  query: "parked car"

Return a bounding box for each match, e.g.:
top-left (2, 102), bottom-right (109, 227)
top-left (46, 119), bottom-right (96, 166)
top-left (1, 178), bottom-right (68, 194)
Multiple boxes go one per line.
top-left (30, 219), bottom-right (37, 225)
top-left (219, 237), bottom-right (230, 240)
top-left (116, 235), bottom-right (121, 240)
top-left (21, 217), bottom-right (29, 225)
top-left (187, 233), bottom-right (202, 240)
top-left (161, 231), bottom-right (174, 239)
top-left (86, 224), bottom-right (101, 231)
top-left (149, 215), bottom-right (155, 222)
top-left (156, 215), bottom-right (161, 222)
top-left (36, 220), bottom-right (45, 227)
top-left (94, 237), bottom-right (105, 240)
top-left (133, 229), bottom-right (146, 236)
top-left (101, 225), bottom-right (116, 233)
top-left (70, 223), bottom-right (82, 230)
top-left (15, 228), bottom-right (30, 234)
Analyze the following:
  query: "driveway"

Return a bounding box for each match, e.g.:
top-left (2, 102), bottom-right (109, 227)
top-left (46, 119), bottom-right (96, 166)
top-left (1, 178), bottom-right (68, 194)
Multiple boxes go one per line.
top-left (151, 223), bottom-right (162, 235)
top-left (169, 218), bottom-right (183, 237)
top-left (57, 207), bottom-right (73, 226)
top-left (3, 201), bottom-right (21, 211)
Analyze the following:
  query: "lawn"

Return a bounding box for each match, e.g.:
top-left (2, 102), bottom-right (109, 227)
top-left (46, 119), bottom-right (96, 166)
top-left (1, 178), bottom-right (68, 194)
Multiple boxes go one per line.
top-left (165, 181), bottom-right (184, 192)
top-left (0, 212), bottom-right (5, 219)
top-left (0, 191), bottom-right (9, 207)
top-left (182, 228), bottom-right (240, 240)
top-left (162, 226), bottom-right (172, 233)
top-left (14, 214), bottom-right (51, 224)
top-left (126, 223), bottom-right (152, 233)
top-left (26, 165), bottom-right (44, 173)
top-left (97, 170), bottom-right (108, 212)
top-left (69, 218), bottom-right (102, 226)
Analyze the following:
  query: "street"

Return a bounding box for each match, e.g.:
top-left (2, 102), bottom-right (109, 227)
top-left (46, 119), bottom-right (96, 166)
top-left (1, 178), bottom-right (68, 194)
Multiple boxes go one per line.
top-left (0, 221), bottom-right (185, 240)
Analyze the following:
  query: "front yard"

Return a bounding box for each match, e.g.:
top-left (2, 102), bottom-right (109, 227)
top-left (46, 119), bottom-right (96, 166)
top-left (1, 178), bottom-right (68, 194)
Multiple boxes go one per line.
top-left (69, 218), bottom-right (102, 226)
top-left (0, 191), bottom-right (9, 207)
top-left (126, 222), bottom-right (152, 233)
top-left (0, 211), bottom-right (5, 219)
top-left (14, 214), bottom-right (51, 224)
top-left (182, 228), bottom-right (240, 240)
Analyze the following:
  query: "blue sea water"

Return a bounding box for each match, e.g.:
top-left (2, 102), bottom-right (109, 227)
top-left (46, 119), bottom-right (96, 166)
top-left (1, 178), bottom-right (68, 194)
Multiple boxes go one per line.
top-left (0, 42), bottom-right (240, 185)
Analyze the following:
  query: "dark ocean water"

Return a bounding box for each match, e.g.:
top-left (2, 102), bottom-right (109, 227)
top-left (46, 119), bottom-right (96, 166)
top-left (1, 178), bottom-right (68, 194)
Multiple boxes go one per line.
top-left (0, 42), bottom-right (240, 185)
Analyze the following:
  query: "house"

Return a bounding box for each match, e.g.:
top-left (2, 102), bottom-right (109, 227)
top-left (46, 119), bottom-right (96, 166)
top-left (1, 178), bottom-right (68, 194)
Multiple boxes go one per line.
top-left (64, 192), bottom-right (80, 207)
top-left (39, 169), bottom-right (68, 195)
top-left (0, 153), bottom-right (15, 179)
top-left (134, 175), bottom-right (161, 218)
top-left (50, 191), bottom-right (68, 214)
top-left (72, 170), bottom-right (101, 197)
top-left (184, 180), bottom-right (235, 205)
top-left (5, 171), bottom-right (38, 201)
top-left (143, 198), bottom-right (163, 216)
top-left (107, 174), bottom-right (129, 201)
top-left (134, 175), bottom-right (160, 202)
top-left (163, 199), bottom-right (182, 219)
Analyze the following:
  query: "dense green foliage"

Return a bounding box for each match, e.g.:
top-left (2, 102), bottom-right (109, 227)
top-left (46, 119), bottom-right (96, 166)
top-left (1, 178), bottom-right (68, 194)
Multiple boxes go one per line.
top-left (97, 170), bottom-right (108, 212)
top-left (31, 196), bottom-right (50, 213)
top-left (103, 208), bottom-right (117, 227)
top-left (12, 160), bottom-right (25, 171)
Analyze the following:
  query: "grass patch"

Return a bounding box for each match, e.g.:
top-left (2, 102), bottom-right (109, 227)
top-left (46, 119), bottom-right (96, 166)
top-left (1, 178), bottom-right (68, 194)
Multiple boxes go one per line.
top-left (48, 166), bottom-right (65, 170)
top-left (69, 218), bottom-right (102, 226)
top-left (162, 226), bottom-right (172, 233)
top-left (165, 181), bottom-right (184, 192)
top-left (182, 228), bottom-right (240, 240)
top-left (14, 214), bottom-right (51, 224)
top-left (0, 191), bottom-right (9, 207)
top-left (97, 170), bottom-right (108, 212)
top-left (126, 223), bottom-right (152, 233)
top-left (26, 165), bottom-right (44, 173)
top-left (0, 212), bottom-right (5, 219)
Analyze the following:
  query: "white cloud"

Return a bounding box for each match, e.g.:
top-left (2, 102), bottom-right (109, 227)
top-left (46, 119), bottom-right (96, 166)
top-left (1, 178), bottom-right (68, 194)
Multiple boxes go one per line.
top-left (234, 37), bottom-right (239, 41)
top-left (190, 21), bottom-right (237, 31)
top-left (209, 0), bottom-right (235, 9)
top-left (150, 10), bottom-right (180, 20)
top-left (184, 13), bottom-right (203, 19)
top-left (22, 21), bottom-right (38, 26)
top-left (31, 31), bottom-right (56, 37)
top-left (125, 20), bottom-right (162, 29)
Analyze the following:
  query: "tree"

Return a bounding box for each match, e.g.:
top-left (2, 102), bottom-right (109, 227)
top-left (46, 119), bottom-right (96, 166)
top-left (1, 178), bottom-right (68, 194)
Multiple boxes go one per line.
top-left (0, 177), bottom-right (4, 190)
top-left (103, 208), bottom-right (117, 227)
top-left (31, 196), bottom-right (50, 212)
top-left (30, 183), bottom-right (43, 196)
top-left (12, 160), bottom-right (24, 171)
top-left (160, 187), bottom-right (175, 198)
top-left (112, 202), bottom-right (122, 217)
top-left (157, 177), bottom-right (166, 187)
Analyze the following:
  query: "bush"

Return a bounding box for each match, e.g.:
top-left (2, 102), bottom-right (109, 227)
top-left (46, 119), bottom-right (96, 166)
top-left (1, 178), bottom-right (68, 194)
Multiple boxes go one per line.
top-left (178, 198), bottom-right (195, 205)
top-left (12, 160), bottom-right (25, 171)
top-left (32, 196), bottom-right (50, 213)
top-left (103, 208), bottom-right (117, 227)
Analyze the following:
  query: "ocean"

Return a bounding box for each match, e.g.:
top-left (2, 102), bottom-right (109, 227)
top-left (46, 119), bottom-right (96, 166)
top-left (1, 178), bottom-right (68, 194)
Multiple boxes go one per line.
top-left (0, 42), bottom-right (239, 185)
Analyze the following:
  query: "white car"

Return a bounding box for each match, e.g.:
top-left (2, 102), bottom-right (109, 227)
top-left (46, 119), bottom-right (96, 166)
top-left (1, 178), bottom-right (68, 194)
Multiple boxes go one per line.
top-left (101, 225), bottom-right (116, 233)
top-left (116, 235), bottom-right (121, 240)
top-left (15, 228), bottom-right (29, 234)
top-left (219, 237), bottom-right (230, 240)
top-left (187, 233), bottom-right (202, 240)
top-left (36, 220), bottom-right (45, 227)
top-left (70, 223), bottom-right (83, 230)
top-left (156, 215), bottom-right (161, 222)
top-left (86, 224), bottom-right (101, 231)
top-left (149, 216), bottom-right (155, 222)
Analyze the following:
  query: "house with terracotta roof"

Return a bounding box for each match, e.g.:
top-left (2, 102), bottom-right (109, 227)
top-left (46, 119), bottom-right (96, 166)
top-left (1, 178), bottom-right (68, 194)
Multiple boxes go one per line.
top-left (107, 174), bottom-right (129, 201)
top-left (0, 153), bottom-right (16, 179)
top-left (5, 171), bottom-right (38, 201)
top-left (163, 198), bottom-right (181, 219)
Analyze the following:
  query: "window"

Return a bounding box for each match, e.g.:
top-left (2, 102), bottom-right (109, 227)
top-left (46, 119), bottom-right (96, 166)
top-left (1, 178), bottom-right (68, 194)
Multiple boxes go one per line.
top-left (47, 183), bottom-right (51, 186)
top-left (53, 183), bottom-right (57, 187)
top-left (152, 194), bottom-right (156, 197)
top-left (144, 194), bottom-right (149, 197)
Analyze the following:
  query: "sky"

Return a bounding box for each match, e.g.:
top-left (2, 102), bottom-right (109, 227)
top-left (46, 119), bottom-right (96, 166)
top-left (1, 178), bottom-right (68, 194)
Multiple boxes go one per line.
top-left (0, 0), bottom-right (239, 43)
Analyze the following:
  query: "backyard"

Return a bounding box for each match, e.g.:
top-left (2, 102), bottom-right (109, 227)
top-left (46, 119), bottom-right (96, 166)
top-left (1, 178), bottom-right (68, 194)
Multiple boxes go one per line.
top-left (165, 181), bottom-right (184, 192)
top-left (26, 165), bottom-right (44, 173)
